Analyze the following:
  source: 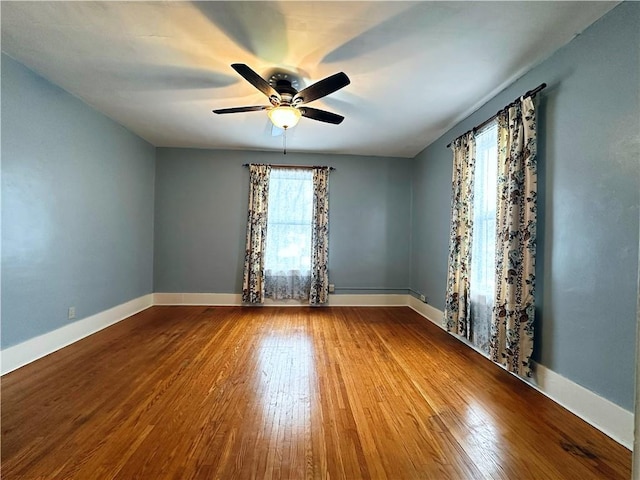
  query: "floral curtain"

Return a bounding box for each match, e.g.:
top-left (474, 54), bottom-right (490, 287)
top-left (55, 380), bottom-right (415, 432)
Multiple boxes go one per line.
top-left (242, 164), bottom-right (271, 304)
top-left (309, 167), bottom-right (330, 305)
top-left (444, 132), bottom-right (476, 338)
top-left (490, 96), bottom-right (537, 377)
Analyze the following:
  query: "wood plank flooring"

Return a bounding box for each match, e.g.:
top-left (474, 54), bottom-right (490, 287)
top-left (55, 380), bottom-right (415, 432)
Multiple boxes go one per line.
top-left (1, 306), bottom-right (631, 479)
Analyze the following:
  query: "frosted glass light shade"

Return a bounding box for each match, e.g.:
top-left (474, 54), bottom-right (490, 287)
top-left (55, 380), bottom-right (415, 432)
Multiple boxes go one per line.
top-left (268, 106), bottom-right (302, 129)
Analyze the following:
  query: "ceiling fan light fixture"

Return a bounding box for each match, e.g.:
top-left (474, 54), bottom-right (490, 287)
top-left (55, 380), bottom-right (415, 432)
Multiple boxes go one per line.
top-left (268, 106), bottom-right (301, 129)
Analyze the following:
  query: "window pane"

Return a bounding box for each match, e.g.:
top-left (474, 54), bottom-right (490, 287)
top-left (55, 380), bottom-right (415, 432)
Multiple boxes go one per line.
top-left (264, 168), bottom-right (313, 273)
top-left (469, 122), bottom-right (498, 353)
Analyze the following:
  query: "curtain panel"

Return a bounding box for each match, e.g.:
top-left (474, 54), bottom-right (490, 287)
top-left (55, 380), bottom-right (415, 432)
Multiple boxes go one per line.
top-left (309, 167), bottom-right (330, 305)
top-left (265, 273), bottom-right (311, 300)
top-left (490, 96), bottom-right (537, 377)
top-left (444, 132), bottom-right (476, 338)
top-left (242, 164), bottom-right (271, 304)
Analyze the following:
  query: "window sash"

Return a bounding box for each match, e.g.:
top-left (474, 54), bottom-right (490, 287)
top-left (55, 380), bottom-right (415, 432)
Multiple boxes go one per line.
top-left (264, 168), bottom-right (313, 274)
top-left (469, 122), bottom-right (498, 352)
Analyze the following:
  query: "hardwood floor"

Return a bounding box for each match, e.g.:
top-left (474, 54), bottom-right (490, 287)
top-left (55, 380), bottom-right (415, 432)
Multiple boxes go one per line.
top-left (1, 306), bottom-right (631, 479)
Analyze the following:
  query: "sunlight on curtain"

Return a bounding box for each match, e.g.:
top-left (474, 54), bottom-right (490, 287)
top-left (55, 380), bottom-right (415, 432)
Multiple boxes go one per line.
top-left (264, 168), bottom-right (313, 300)
top-left (469, 122), bottom-right (498, 353)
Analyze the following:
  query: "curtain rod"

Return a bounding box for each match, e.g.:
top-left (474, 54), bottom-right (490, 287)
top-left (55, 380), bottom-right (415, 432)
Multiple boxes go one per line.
top-left (242, 163), bottom-right (335, 171)
top-left (446, 82), bottom-right (547, 149)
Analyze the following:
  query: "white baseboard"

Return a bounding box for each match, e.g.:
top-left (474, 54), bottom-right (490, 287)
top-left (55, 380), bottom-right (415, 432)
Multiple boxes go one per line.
top-left (533, 363), bottom-right (633, 449)
top-left (153, 292), bottom-right (242, 306)
top-left (407, 296), bottom-right (633, 449)
top-left (407, 296), bottom-right (446, 327)
top-left (1, 293), bottom-right (154, 375)
top-left (153, 292), bottom-right (408, 307)
top-left (327, 293), bottom-right (407, 307)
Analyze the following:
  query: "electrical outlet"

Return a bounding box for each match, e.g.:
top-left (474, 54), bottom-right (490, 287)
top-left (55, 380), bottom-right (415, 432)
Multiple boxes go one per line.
top-left (420, 294), bottom-right (426, 303)
top-left (68, 306), bottom-right (76, 319)
top-left (328, 284), bottom-right (335, 293)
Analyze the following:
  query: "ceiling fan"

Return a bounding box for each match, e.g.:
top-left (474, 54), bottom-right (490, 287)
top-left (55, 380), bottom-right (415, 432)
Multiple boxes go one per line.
top-left (213, 64), bottom-right (350, 130)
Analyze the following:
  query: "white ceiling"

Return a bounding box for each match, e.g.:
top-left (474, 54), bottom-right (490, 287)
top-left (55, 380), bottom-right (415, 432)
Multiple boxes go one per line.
top-left (1, 1), bottom-right (617, 158)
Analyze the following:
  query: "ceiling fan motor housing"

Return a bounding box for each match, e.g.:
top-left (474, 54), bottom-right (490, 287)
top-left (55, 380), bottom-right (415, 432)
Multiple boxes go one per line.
top-left (274, 79), bottom-right (297, 105)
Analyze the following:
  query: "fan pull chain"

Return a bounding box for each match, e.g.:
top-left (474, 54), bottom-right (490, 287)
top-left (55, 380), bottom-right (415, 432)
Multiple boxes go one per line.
top-left (283, 127), bottom-right (288, 155)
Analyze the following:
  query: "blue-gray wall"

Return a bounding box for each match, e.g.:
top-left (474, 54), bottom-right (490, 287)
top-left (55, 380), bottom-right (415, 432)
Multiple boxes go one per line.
top-left (1, 54), bottom-right (156, 349)
top-left (154, 149), bottom-right (411, 294)
top-left (410, 2), bottom-right (640, 411)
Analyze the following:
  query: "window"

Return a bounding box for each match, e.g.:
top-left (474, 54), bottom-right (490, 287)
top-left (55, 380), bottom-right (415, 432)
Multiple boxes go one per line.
top-left (264, 168), bottom-right (313, 299)
top-left (469, 121), bottom-right (498, 352)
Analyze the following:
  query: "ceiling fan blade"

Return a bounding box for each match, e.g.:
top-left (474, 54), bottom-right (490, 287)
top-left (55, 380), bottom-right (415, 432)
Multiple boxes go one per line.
top-left (231, 63), bottom-right (280, 103)
top-left (299, 107), bottom-right (344, 125)
top-left (293, 72), bottom-right (350, 105)
top-left (213, 105), bottom-right (269, 114)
